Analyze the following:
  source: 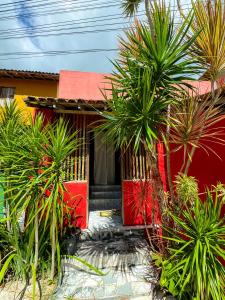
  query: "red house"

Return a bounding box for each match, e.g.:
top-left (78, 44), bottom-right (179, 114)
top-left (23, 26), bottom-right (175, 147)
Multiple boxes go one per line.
top-left (25, 70), bottom-right (225, 229)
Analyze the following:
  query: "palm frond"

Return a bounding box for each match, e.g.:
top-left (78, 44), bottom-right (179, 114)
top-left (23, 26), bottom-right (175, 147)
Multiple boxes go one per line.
top-left (121, 0), bottom-right (142, 17)
top-left (185, 0), bottom-right (225, 82)
top-left (168, 93), bottom-right (225, 165)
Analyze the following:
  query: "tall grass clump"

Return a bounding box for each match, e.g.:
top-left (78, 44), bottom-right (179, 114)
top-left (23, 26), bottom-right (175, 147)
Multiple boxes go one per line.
top-left (0, 102), bottom-right (79, 296)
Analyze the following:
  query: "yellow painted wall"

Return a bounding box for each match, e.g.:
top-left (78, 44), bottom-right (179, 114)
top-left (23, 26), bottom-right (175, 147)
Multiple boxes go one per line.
top-left (0, 78), bottom-right (58, 117)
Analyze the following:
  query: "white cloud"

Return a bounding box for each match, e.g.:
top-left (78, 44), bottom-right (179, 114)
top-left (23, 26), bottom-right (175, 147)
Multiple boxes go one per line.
top-left (0, 0), bottom-right (192, 73)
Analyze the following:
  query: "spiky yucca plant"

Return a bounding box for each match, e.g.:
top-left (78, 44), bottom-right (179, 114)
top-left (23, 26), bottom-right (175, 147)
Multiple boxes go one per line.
top-left (0, 104), bottom-right (78, 288)
top-left (175, 173), bottom-right (198, 204)
top-left (180, 0), bottom-right (225, 91)
top-left (161, 185), bottom-right (225, 299)
top-left (99, 1), bottom-right (199, 224)
top-left (121, 0), bottom-right (151, 26)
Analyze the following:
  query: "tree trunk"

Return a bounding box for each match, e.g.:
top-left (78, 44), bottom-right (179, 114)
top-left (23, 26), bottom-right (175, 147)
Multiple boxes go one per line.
top-left (34, 208), bottom-right (39, 269)
top-left (50, 209), bottom-right (56, 281)
top-left (144, 0), bottom-right (152, 28)
top-left (166, 105), bottom-right (175, 203)
top-left (143, 142), bottom-right (165, 222)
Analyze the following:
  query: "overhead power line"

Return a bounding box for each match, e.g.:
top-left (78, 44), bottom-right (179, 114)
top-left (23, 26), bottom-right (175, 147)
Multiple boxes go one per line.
top-left (0, 0), bottom-right (113, 10)
top-left (0, 0), bottom-right (192, 21)
top-left (0, 19), bottom-right (143, 40)
top-left (0, 0), bottom-right (118, 14)
top-left (0, 48), bottom-right (119, 60)
top-left (0, 6), bottom-right (190, 38)
top-left (0, 0), bottom-right (38, 8)
top-left (0, 12), bottom-right (145, 36)
top-left (0, 2), bottom-right (121, 21)
top-left (0, 18), bottom-right (187, 41)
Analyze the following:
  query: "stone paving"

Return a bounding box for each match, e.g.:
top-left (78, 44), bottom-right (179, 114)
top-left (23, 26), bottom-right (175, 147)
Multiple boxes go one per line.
top-left (53, 211), bottom-right (175, 300)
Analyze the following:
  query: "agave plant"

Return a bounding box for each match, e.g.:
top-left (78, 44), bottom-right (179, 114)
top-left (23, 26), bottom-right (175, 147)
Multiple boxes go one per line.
top-left (160, 184), bottom-right (225, 299)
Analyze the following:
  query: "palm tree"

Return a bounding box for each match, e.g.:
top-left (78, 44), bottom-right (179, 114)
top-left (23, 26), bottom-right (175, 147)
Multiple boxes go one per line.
top-left (121, 0), bottom-right (152, 26)
top-left (98, 1), bottom-right (199, 223)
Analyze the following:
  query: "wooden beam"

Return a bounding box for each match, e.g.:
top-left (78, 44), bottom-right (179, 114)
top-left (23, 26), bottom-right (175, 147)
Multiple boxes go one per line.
top-left (55, 109), bottom-right (100, 115)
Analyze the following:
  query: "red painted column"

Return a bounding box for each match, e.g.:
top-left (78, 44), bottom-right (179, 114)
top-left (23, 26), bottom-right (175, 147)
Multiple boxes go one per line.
top-left (33, 109), bottom-right (89, 229)
top-left (122, 143), bottom-right (166, 226)
top-left (63, 181), bottom-right (88, 229)
top-left (34, 108), bottom-right (55, 125)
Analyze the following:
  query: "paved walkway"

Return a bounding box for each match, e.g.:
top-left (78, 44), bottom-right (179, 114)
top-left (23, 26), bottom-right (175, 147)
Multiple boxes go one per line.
top-left (53, 211), bottom-right (175, 300)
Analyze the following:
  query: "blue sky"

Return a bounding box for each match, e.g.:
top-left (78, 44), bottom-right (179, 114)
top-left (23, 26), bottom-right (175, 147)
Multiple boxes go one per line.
top-left (0, 0), bottom-right (190, 74)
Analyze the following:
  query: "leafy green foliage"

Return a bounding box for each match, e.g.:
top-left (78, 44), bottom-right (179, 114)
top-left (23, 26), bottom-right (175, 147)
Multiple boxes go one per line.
top-left (175, 173), bottom-right (198, 203)
top-left (121, 0), bottom-right (143, 17)
top-left (118, 2), bottom-right (199, 93)
top-left (99, 68), bottom-right (170, 152)
top-left (0, 103), bottom-right (81, 290)
top-left (99, 1), bottom-right (198, 153)
top-left (161, 185), bottom-right (225, 299)
top-left (183, 0), bottom-right (225, 82)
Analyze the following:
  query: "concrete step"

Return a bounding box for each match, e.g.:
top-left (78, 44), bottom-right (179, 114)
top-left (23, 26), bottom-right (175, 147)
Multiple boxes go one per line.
top-left (90, 191), bottom-right (121, 200)
top-left (89, 198), bottom-right (121, 211)
top-left (90, 185), bottom-right (121, 192)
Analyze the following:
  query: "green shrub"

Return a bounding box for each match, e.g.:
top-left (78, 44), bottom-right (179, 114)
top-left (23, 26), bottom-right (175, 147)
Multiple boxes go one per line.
top-left (159, 185), bottom-right (225, 299)
top-left (175, 173), bottom-right (198, 204)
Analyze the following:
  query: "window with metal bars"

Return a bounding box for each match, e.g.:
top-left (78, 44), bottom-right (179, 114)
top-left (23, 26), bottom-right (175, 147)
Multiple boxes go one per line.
top-left (0, 87), bottom-right (15, 106)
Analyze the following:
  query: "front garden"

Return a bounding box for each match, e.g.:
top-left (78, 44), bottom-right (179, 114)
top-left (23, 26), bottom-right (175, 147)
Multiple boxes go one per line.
top-left (0, 0), bottom-right (225, 299)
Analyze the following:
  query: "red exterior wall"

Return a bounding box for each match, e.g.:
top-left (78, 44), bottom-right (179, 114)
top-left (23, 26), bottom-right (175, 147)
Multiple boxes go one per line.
top-left (123, 180), bottom-right (161, 226)
top-left (63, 181), bottom-right (88, 229)
top-left (58, 70), bottom-right (111, 100)
top-left (170, 119), bottom-right (225, 194)
top-left (170, 119), bottom-right (225, 218)
top-left (123, 143), bottom-right (167, 226)
top-left (34, 108), bottom-right (55, 125)
top-left (34, 108), bottom-right (88, 230)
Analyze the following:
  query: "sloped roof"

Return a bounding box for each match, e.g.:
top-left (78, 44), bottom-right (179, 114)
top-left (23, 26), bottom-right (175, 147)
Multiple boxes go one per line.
top-left (0, 69), bottom-right (59, 81)
top-left (25, 96), bottom-right (106, 107)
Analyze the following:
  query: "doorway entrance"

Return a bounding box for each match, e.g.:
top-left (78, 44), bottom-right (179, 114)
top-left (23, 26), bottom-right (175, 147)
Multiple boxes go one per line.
top-left (89, 132), bottom-right (122, 221)
top-left (89, 132), bottom-right (121, 186)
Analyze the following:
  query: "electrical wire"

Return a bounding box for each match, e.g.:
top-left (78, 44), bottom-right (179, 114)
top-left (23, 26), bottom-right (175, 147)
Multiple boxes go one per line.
top-left (0, 2), bottom-right (122, 21)
top-left (0, 48), bottom-right (119, 60)
top-left (0, 1), bottom-right (193, 21)
top-left (0, 12), bottom-right (145, 36)
top-left (0, 0), bottom-right (116, 14)
top-left (0, 0), bottom-right (193, 62)
top-left (0, 19), bottom-right (146, 40)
